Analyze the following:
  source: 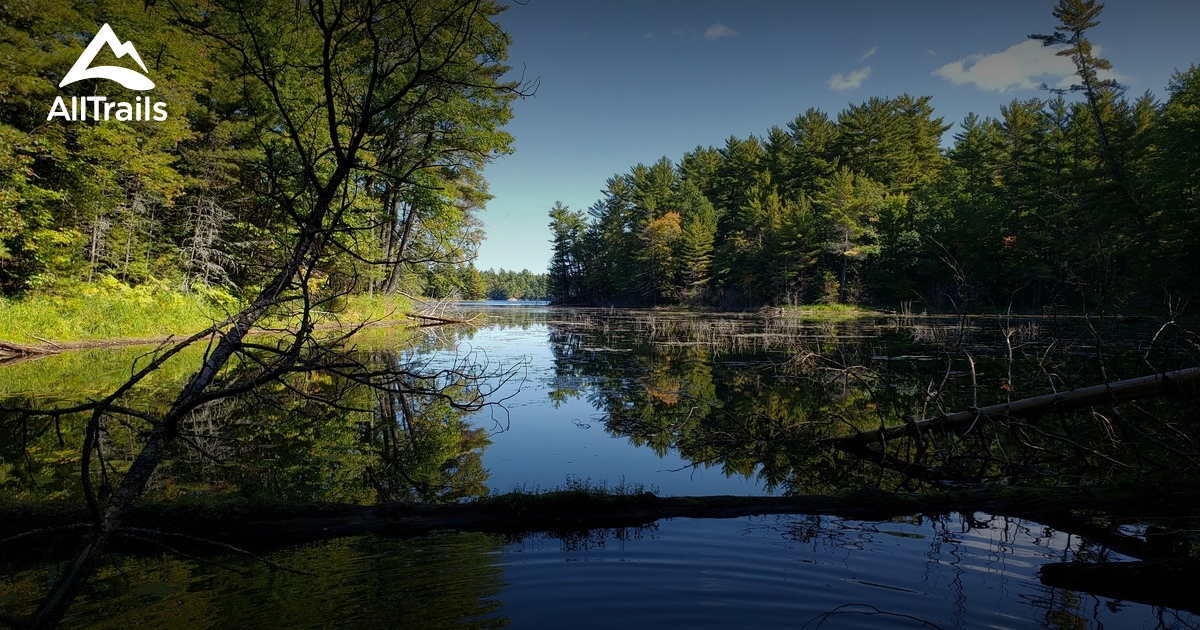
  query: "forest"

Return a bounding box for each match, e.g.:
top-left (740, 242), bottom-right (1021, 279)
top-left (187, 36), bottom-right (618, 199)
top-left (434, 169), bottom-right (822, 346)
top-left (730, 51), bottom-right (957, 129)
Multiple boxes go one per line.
top-left (3, 0), bottom-right (1200, 626)
top-left (0, 1), bottom-right (523, 307)
top-left (455, 267), bottom-right (549, 301)
top-left (547, 10), bottom-right (1200, 314)
top-left (0, 1), bottom-right (539, 626)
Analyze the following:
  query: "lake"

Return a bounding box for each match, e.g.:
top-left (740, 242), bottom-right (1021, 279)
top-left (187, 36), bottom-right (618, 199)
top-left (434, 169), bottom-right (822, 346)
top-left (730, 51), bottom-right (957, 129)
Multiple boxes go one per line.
top-left (3, 304), bottom-right (1198, 628)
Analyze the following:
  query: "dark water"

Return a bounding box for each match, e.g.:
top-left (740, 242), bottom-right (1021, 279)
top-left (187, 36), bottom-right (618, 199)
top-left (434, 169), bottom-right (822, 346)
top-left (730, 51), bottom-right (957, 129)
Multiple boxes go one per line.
top-left (3, 305), bottom-right (1199, 627)
top-left (4, 514), bottom-right (1189, 629)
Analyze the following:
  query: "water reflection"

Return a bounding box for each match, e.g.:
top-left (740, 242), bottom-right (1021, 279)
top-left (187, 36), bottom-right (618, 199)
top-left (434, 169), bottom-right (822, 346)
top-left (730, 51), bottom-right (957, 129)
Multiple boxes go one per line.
top-left (4, 307), bottom-right (1198, 500)
top-left (3, 306), bottom-right (1200, 627)
top-left (4, 512), bottom-right (1192, 629)
top-left (1, 533), bottom-right (509, 629)
top-left (0, 344), bottom-right (499, 504)
top-left (521, 307), bottom-right (1200, 494)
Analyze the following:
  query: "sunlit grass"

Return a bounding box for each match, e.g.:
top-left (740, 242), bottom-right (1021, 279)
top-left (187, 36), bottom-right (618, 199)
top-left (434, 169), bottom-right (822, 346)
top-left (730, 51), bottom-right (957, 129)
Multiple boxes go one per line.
top-left (0, 281), bottom-right (418, 344)
top-left (779, 303), bottom-right (875, 318)
top-left (0, 279), bottom-right (228, 344)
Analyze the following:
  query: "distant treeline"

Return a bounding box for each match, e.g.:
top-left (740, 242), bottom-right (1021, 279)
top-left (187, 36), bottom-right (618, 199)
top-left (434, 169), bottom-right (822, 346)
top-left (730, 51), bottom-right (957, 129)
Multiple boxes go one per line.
top-left (548, 11), bottom-right (1199, 312)
top-left (421, 266), bottom-right (547, 301)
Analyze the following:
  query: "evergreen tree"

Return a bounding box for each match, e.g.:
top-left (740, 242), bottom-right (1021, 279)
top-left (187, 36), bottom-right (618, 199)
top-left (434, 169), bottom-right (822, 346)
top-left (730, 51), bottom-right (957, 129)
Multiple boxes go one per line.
top-left (673, 181), bottom-right (717, 303)
top-left (1151, 67), bottom-right (1200, 297)
top-left (784, 108), bottom-right (839, 197)
top-left (813, 167), bottom-right (885, 303)
top-left (547, 202), bottom-right (587, 303)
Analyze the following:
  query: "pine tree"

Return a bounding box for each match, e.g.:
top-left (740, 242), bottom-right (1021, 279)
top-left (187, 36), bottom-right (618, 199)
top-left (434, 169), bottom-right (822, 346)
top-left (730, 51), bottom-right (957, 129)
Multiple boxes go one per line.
top-left (673, 181), bottom-right (717, 303)
top-left (547, 202), bottom-right (587, 303)
top-left (813, 167), bottom-right (884, 303)
top-left (1031, 0), bottom-right (1159, 257)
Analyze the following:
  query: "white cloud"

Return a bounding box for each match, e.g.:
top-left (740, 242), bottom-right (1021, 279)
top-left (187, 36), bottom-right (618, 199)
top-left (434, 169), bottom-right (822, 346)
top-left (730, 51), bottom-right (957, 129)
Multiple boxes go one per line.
top-left (643, 31), bottom-right (655, 40)
top-left (828, 66), bottom-right (871, 91)
top-left (860, 46), bottom-right (878, 61)
top-left (704, 23), bottom-right (738, 40)
top-left (934, 39), bottom-right (1125, 92)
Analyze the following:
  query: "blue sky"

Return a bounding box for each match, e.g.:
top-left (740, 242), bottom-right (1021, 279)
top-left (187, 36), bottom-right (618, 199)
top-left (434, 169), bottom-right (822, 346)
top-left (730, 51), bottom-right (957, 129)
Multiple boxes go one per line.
top-left (473, 0), bottom-right (1200, 274)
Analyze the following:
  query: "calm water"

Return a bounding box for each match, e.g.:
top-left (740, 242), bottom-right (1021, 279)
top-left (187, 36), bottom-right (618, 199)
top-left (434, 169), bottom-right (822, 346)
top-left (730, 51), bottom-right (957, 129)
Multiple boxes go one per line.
top-left (4, 513), bottom-right (1191, 629)
top-left (3, 304), bottom-right (1198, 627)
top-left (459, 307), bottom-right (771, 496)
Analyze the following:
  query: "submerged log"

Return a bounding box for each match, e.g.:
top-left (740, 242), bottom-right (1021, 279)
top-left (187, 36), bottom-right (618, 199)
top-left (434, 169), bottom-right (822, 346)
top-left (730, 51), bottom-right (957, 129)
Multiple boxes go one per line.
top-left (1040, 559), bottom-right (1200, 613)
top-left (408, 312), bottom-right (473, 326)
top-left (825, 366), bottom-right (1200, 450)
top-left (3, 484), bottom-right (1197, 556)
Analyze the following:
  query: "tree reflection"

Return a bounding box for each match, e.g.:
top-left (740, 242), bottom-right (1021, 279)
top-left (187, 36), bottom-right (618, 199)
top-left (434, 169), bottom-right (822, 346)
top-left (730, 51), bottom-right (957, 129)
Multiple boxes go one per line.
top-left (0, 345), bottom-right (499, 505)
top-left (364, 350), bottom-right (492, 503)
top-left (1, 533), bottom-right (509, 629)
top-left (545, 312), bottom-right (875, 494)
top-left (545, 310), bottom-right (1200, 494)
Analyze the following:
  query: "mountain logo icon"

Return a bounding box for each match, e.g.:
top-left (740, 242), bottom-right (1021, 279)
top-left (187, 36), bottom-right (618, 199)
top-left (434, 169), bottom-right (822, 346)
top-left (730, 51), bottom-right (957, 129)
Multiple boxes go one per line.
top-left (59, 23), bottom-right (155, 91)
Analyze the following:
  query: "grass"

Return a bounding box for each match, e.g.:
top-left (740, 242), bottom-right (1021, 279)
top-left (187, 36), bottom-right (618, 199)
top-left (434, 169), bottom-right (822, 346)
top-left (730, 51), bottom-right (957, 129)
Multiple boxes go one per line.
top-left (293, 293), bottom-right (415, 329)
top-left (486, 476), bottom-right (660, 512)
top-left (502, 475), bottom-right (659, 498)
top-left (779, 303), bottom-right (876, 318)
top-left (0, 279), bottom-right (418, 345)
top-left (0, 279), bottom-right (228, 343)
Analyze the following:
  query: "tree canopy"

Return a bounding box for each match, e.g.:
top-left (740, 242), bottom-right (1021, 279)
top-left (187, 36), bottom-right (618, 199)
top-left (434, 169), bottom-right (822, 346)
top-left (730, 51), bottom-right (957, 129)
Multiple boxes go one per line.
top-left (549, 53), bottom-right (1200, 312)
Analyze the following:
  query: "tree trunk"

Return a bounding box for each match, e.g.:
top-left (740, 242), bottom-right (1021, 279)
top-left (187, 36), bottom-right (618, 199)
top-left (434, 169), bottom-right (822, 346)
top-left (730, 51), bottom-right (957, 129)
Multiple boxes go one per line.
top-left (27, 203), bottom-right (333, 628)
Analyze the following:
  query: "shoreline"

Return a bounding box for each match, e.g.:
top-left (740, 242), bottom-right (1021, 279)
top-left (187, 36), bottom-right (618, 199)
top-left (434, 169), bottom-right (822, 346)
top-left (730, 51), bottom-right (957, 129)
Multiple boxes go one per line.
top-left (0, 316), bottom-right (454, 364)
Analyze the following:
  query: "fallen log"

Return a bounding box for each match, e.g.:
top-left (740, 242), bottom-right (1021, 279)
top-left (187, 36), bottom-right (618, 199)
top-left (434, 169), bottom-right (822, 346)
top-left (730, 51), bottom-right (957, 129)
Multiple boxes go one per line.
top-left (407, 312), bottom-right (473, 326)
top-left (825, 366), bottom-right (1200, 450)
top-left (0, 339), bottom-right (55, 359)
top-left (3, 484), bottom-right (1196, 556)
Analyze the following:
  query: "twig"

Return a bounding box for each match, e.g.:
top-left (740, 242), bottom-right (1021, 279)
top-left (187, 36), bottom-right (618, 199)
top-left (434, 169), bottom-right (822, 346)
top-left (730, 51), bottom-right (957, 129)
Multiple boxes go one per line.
top-left (30, 336), bottom-right (63, 350)
top-left (117, 527), bottom-right (317, 576)
top-left (117, 531), bottom-right (250, 577)
top-left (0, 523), bottom-right (92, 546)
top-left (803, 603), bottom-right (946, 629)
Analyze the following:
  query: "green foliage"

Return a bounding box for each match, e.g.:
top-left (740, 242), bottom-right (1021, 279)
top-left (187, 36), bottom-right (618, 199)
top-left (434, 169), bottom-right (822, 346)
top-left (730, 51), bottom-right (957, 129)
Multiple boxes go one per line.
top-left (1153, 66), bottom-right (1200, 297)
top-left (0, 0), bottom-right (516, 331)
top-left (547, 201), bottom-right (588, 303)
top-left (547, 2), bottom-right (1197, 313)
top-left (0, 278), bottom-right (230, 342)
top-left (479, 268), bottom-right (548, 301)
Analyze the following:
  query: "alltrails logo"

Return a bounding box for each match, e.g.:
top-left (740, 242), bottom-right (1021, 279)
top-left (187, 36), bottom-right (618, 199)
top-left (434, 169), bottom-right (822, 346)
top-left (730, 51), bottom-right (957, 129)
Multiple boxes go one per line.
top-left (47, 23), bottom-right (168, 122)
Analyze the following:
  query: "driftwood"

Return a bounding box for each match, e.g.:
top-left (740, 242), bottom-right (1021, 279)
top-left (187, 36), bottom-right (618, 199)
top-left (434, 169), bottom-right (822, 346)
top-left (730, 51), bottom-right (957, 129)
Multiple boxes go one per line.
top-left (0, 337), bottom-right (177, 362)
top-left (825, 366), bottom-right (1200, 451)
top-left (407, 312), bottom-right (473, 327)
top-left (0, 340), bottom-right (53, 359)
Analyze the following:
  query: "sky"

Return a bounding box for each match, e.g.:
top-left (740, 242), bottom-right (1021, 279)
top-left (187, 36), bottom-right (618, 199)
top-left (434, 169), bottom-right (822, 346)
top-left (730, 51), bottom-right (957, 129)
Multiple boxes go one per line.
top-left (472, 0), bottom-right (1200, 274)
